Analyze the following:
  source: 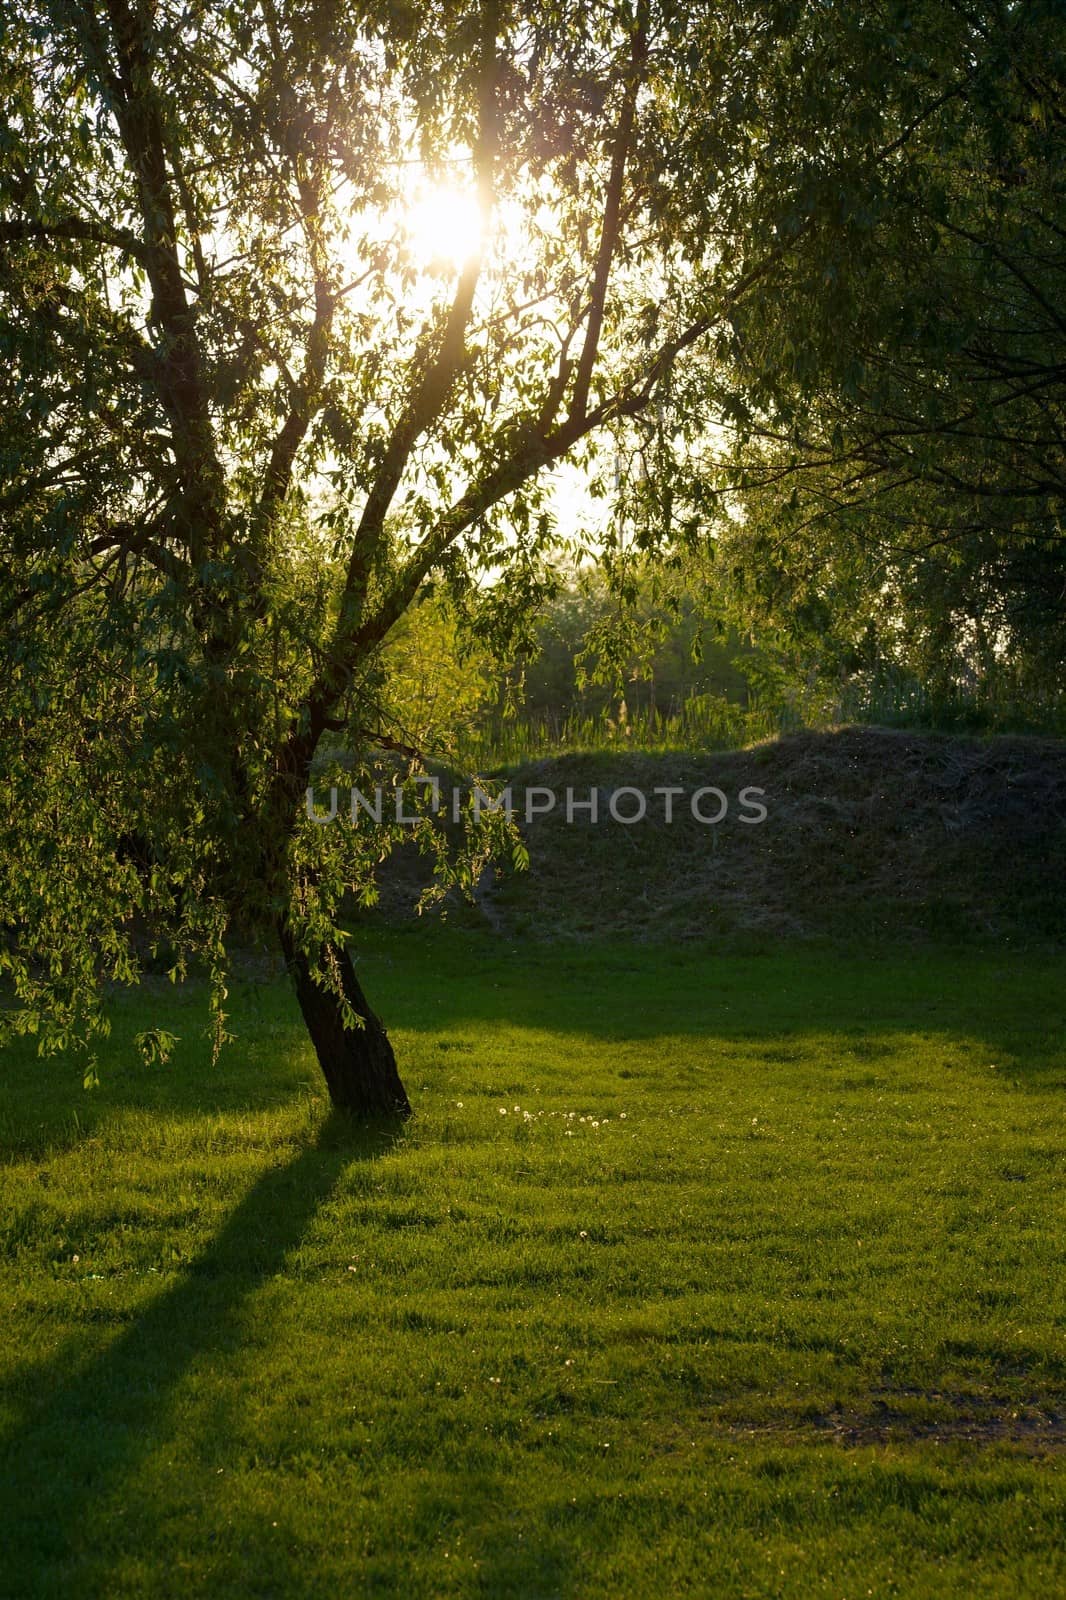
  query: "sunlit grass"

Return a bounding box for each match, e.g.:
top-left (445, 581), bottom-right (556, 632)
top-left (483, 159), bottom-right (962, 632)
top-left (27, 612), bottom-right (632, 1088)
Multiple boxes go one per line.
top-left (1, 933), bottom-right (1064, 1597)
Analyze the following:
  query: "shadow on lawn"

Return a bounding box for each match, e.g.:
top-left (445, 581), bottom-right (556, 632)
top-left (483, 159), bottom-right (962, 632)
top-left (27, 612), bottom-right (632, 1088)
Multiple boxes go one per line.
top-left (3, 935), bottom-right (1063, 1162)
top-left (0, 1113), bottom-right (397, 1599)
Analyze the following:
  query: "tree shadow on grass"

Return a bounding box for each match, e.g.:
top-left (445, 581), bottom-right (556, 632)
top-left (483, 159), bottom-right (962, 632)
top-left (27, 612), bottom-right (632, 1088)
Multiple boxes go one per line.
top-left (0, 1112), bottom-right (400, 1600)
top-left (3, 935), bottom-right (1063, 1165)
top-left (0, 974), bottom-right (321, 1159)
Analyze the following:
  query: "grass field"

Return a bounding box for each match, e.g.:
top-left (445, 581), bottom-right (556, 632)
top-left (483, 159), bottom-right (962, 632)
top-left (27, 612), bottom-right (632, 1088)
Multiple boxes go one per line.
top-left (1, 931), bottom-right (1064, 1597)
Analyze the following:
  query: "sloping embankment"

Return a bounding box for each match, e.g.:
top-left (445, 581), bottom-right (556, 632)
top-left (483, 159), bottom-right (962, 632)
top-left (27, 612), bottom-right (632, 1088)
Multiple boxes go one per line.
top-left (366, 726), bottom-right (1066, 945)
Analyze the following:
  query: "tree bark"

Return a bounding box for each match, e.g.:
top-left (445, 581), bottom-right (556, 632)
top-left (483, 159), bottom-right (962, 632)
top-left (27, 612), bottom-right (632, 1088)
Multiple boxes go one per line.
top-left (278, 924), bottom-right (411, 1119)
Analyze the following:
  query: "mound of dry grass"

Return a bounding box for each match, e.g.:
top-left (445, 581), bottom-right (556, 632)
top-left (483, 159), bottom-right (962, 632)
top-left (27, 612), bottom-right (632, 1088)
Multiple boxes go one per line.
top-left (362, 727), bottom-right (1066, 945)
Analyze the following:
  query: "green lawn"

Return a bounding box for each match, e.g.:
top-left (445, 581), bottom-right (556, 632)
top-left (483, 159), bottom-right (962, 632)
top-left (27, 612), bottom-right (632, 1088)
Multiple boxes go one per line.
top-left (1, 933), bottom-right (1064, 1597)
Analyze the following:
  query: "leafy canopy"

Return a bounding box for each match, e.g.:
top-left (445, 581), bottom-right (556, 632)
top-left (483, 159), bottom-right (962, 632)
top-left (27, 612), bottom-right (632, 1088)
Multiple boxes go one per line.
top-left (0, 0), bottom-right (966, 1057)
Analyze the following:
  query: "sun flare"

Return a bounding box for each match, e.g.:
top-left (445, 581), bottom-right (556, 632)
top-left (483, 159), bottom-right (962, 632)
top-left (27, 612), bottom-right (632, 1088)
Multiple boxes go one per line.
top-left (403, 182), bottom-right (483, 271)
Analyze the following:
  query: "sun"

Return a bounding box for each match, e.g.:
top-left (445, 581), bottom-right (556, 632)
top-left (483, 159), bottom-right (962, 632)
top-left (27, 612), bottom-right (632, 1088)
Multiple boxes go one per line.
top-left (403, 182), bottom-right (484, 272)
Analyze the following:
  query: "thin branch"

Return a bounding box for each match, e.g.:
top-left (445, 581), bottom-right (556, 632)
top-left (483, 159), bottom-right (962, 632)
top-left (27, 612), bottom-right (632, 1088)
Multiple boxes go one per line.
top-left (255, 147), bottom-right (335, 531)
top-left (83, 519), bottom-right (193, 585)
top-left (89, 0), bottom-right (227, 564)
top-left (333, 0), bottom-right (500, 639)
top-left (569, 12), bottom-right (647, 422)
top-left (0, 215), bottom-right (150, 261)
top-left (939, 218), bottom-right (1066, 340)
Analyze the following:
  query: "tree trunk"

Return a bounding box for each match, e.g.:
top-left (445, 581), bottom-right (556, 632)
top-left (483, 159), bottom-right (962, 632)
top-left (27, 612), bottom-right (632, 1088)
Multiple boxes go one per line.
top-left (278, 925), bottom-right (411, 1119)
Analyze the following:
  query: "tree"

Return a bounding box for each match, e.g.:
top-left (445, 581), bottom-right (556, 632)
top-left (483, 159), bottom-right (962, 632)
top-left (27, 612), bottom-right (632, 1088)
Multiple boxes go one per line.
top-left (0, 0), bottom-right (957, 1115)
top-left (690, 0), bottom-right (1066, 699)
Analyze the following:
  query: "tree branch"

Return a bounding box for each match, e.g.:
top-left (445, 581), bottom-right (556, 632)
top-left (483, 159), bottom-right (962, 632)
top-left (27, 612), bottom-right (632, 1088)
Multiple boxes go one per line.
top-left (330, 0), bottom-right (500, 659)
top-left (569, 12), bottom-right (647, 422)
top-left (87, 0), bottom-right (227, 564)
top-left (255, 147), bottom-right (335, 531)
top-left (83, 519), bottom-right (194, 585)
top-left (0, 215), bottom-right (150, 261)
